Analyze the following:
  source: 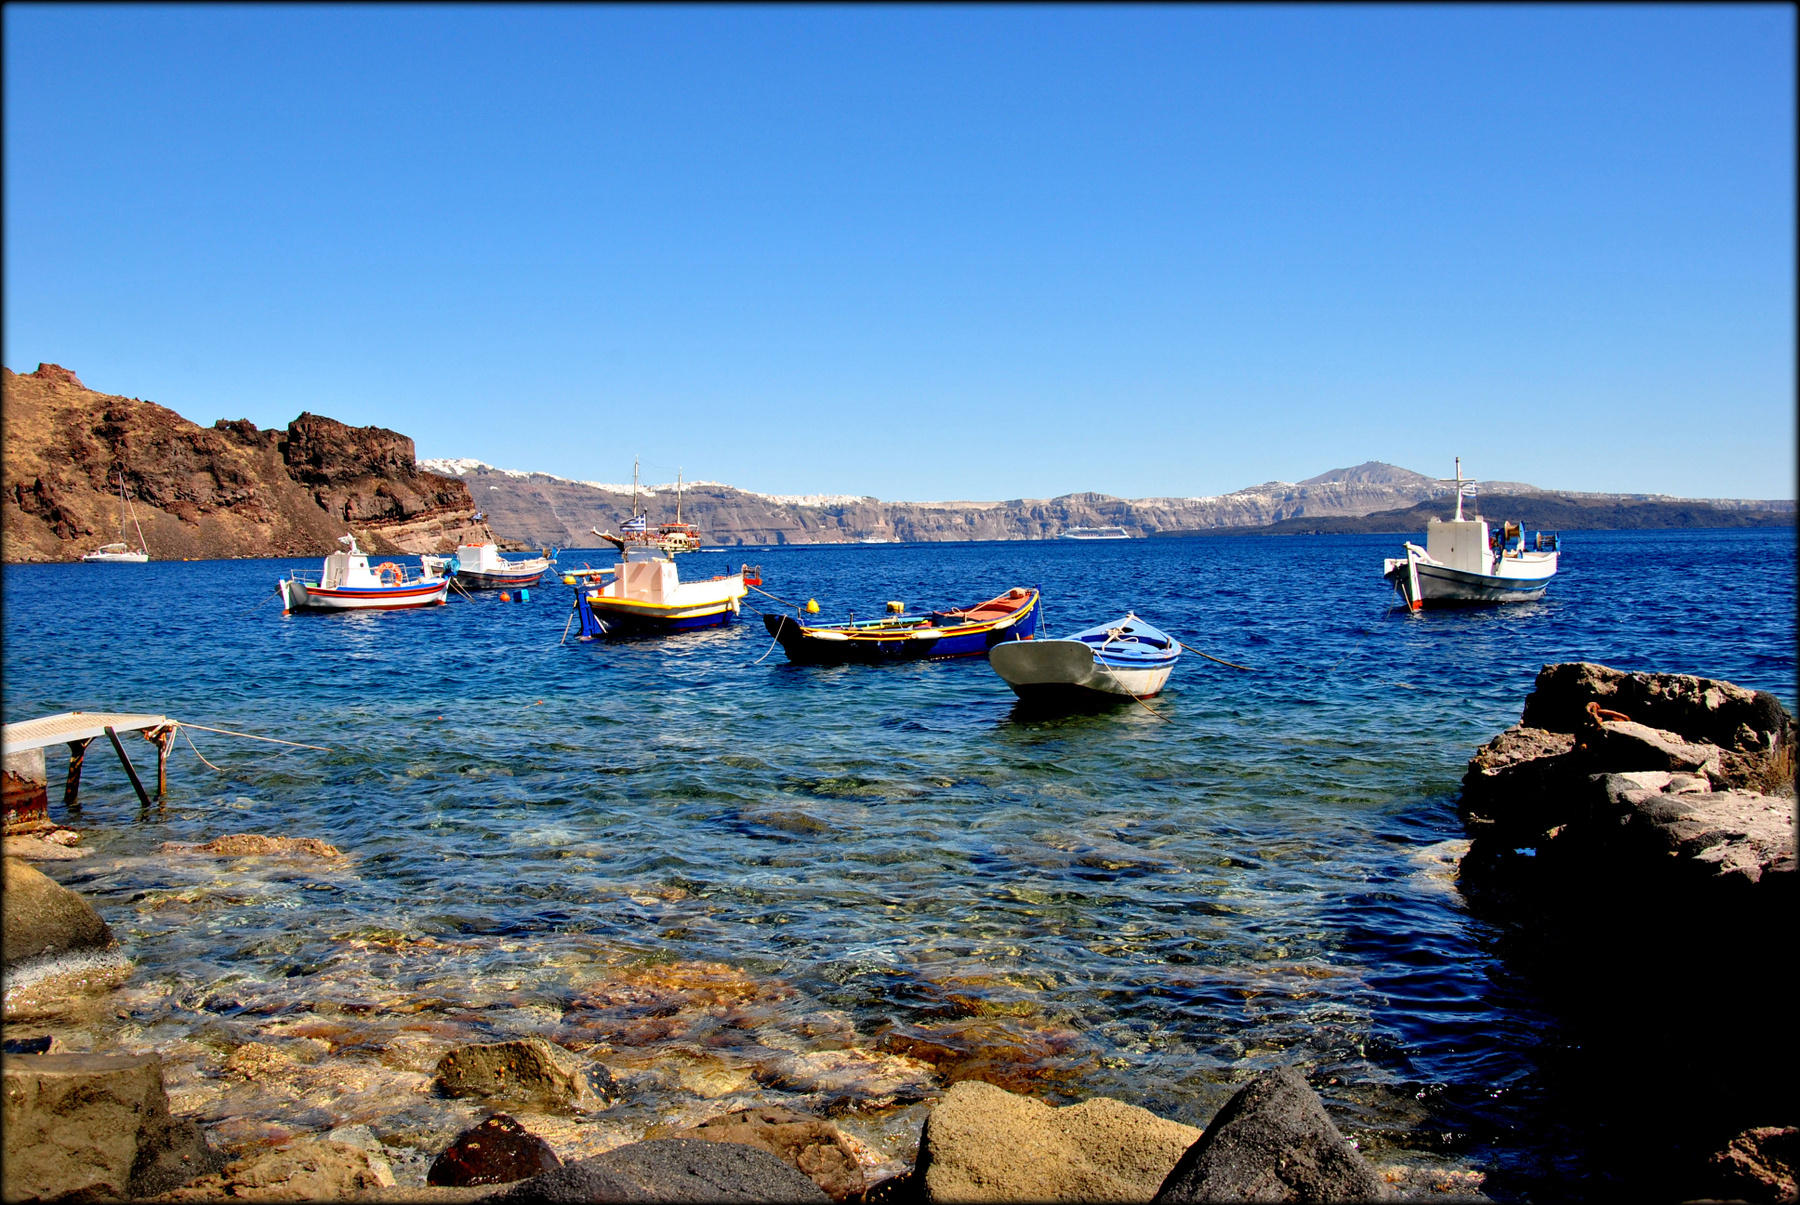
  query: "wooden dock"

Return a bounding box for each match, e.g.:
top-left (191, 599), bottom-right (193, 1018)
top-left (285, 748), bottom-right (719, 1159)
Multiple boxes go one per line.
top-left (3, 711), bottom-right (177, 829)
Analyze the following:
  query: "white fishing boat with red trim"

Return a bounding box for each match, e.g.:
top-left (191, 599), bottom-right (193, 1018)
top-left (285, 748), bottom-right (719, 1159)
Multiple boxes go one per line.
top-left (278, 536), bottom-right (450, 613)
top-left (1382, 460), bottom-right (1560, 610)
top-left (420, 541), bottom-right (554, 590)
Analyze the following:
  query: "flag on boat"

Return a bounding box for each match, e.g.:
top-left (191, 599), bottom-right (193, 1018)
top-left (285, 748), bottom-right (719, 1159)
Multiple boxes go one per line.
top-left (622, 515), bottom-right (648, 534)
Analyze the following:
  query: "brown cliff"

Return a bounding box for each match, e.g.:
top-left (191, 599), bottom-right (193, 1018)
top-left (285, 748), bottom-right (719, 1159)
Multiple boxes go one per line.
top-left (2, 364), bottom-right (494, 562)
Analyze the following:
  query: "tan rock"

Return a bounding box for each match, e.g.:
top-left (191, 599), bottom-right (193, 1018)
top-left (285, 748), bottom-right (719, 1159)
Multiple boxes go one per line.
top-left (161, 834), bottom-right (343, 858)
top-left (918, 1079), bottom-right (1201, 1202)
top-left (3, 856), bottom-right (112, 969)
top-left (156, 1138), bottom-right (394, 1201)
top-left (224, 1042), bottom-right (298, 1081)
top-left (2, 834), bottom-right (89, 861)
top-left (668, 1106), bottom-right (866, 1200)
top-left (433, 1038), bottom-right (597, 1109)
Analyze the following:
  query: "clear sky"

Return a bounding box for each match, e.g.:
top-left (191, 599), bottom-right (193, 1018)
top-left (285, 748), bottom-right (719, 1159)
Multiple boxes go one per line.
top-left (5, 5), bottom-right (1793, 501)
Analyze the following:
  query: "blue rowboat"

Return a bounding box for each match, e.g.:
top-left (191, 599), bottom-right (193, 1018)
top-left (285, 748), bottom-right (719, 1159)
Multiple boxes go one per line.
top-left (763, 588), bottom-right (1040, 664)
top-left (988, 613), bottom-right (1180, 701)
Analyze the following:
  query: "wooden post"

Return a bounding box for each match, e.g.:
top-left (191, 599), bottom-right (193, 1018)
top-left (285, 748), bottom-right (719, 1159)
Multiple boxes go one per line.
top-left (64, 738), bottom-right (92, 811)
top-left (104, 726), bottom-right (155, 809)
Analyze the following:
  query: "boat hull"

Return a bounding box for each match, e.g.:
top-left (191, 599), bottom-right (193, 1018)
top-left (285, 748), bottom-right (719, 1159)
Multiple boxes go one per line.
top-left (989, 638), bottom-right (1175, 699)
top-left (281, 579), bottom-right (450, 611)
top-left (762, 591), bottom-right (1040, 664)
top-left (80, 551), bottom-right (150, 563)
top-left (1382, 559), bottom-right (1555, 607)
top-left (587, 598), bottom-right (738, 634)
top-left (455, 567), bottom-right (547, 589)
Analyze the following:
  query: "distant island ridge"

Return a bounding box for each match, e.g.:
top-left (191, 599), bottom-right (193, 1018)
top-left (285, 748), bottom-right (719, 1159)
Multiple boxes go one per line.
top-left (1, 363), bottom-right (1790, 562)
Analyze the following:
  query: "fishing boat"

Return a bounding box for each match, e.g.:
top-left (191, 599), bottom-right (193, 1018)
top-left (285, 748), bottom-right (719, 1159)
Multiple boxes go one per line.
top-left (81, 470), bottom-right (151, 562)
top-left (989, 613), bottom-right (1180, 702)
top-left (1382, 459), bottom-right (1560, 610)
top-left (1058, 526), bottom-right (1129, 541)
top-left (420, 541), bottom-right (554, 590)
top-left (762, 587), bottom-right (1040, 664)
top-left (278, 536), bottom-right (450, 612)
top-left (569, 536), bottom-right (747, 637)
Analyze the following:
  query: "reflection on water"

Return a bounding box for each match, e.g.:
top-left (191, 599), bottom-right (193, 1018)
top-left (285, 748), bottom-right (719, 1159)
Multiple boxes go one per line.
top-left (3, 530), bottom-right (1793, 1197)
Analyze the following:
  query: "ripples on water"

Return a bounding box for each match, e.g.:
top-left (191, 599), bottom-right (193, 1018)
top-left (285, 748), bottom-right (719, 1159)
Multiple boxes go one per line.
top-left (4, 529), bottom-right (1793, 1197)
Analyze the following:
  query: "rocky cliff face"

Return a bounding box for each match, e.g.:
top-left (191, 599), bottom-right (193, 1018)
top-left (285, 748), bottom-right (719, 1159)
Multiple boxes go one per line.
top-left (2, 364), bottom-right (494, 562)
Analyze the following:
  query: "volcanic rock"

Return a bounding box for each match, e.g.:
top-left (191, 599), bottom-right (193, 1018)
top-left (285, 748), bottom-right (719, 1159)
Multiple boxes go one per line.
top-left (429, 1114), bottom-right (563, 1187)
top-left (513, 1138), bottom-right (829, 1203)
top-left (1152, 1069), bottom-right (1390, 1203)
top-left (2, 1052), bottom-right (222, 1201)
top-left (915, 1078), bottom-right (1201, 1201)
top-left (668, 1106), bottom-right (865, 1200)
top-left (1705, 1126), bottom-right (1798, 1203)
top-left (3, 856), bottom-right (112, 968)
top-left (161, 834), bottom-right (343, 858)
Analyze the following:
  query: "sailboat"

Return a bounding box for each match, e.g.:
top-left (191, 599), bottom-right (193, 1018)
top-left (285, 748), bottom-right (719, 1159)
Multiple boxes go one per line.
top-left (81, 469), bottom-right (151, 563)
top-left (591, 460), bottom-right (703, 555)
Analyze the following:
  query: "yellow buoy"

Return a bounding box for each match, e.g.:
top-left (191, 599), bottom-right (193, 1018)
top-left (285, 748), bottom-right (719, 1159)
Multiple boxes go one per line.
top-left (562, 575), bottom-right (576, 585)
top-left (805, 599), bottom-right (820, 614)
top-left (886, 600), bottom-right (904, 613)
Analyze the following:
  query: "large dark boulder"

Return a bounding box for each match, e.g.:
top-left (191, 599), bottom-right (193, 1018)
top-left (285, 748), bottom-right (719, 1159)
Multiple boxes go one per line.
top-left (1152, 1069), bottom-right (1389, 1203)
top-left (483, 1138), bottom-right (830, 1202)
top-left (1520, 662), bottom-right (1793, 755)
top-left (429, 1113), bottom-right (561, 1187)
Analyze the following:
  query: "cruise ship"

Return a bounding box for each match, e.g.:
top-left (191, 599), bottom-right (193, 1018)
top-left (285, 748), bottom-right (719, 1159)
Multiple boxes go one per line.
top-left (1058, 526), bottom-right (1130, 541)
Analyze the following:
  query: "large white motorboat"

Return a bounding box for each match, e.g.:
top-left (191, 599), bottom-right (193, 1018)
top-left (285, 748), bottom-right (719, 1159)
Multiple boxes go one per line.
top-left (279, 536), bottom-right (450, 612)
top-left (81, 470), bottom-right (151, 562)
top-left (1382, 460), bottom-right (1559, 610)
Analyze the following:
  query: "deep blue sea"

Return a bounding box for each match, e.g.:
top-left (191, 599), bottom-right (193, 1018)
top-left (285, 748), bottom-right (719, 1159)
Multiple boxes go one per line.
top-left (4, 529), bottom-right (1794, 1198)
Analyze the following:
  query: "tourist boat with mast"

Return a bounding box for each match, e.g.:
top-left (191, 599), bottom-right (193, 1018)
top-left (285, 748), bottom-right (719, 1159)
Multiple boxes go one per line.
top-left (762, 587), bottom-right (1040, 664)
top-left (989, 613), bottom-right (1181, 701)
top-left (591, 461), bottom-right (703, 555)
top-left (1382, 459), bottom-right (1560, 610)
top-left (81, 470), bottom-right (151, 563)
top-left (278, 535), bottom-right (451, 612)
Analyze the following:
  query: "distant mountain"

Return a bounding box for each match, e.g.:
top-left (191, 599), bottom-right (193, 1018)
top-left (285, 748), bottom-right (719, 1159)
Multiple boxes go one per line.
top-left (421, 457), bottom-right (1792, 547)
top-left (1157, 493), bottom-right (1795, 537)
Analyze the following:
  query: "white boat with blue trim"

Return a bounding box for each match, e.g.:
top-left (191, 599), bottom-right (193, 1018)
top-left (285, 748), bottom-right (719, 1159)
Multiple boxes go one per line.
top-left (1382, 460), bottom-right (1560, 610)
top-left (278, 536), bottom-right (450, 613)
top-left (988, 613), bottom-right (1181, 701)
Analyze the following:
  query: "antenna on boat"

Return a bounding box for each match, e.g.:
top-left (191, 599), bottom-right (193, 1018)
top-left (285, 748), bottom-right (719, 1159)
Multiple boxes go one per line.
top-left (1443, 457), bottom-right (1479, 522)
top-left (1454, 457), bottom-right (1464, 522)
top-left (676, 468), bottom-right (683, 527)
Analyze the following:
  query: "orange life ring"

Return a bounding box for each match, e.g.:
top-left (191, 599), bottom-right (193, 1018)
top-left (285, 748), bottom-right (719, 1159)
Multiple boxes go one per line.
top-left (375, 561), bottom-right (404, 585)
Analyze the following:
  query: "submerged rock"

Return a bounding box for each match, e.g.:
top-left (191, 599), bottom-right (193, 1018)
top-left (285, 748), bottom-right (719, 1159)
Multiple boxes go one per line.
top-left (1705, 1125), bottom-right (1798, 1204)
top-left (428, 1113), bottom-right (563, 1187)
top-left (3, 856), bottom-right (112, 968)
top-left (2, 1051), bottom-right (222, 1201)
top-left (1152, 1069), bottom-right (1390, 1203)
top-left (667, 1105), bottom-right (866, 1200)
top-left (916, 1078), bottom-right (1201, 1201)
top-left (161, 834), bottom-right (343, 858)
top-left (435, 1038), bottom-right (609, 1110)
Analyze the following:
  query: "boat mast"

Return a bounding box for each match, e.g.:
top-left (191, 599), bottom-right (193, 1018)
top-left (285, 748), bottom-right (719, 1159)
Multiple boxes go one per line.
top-left (119, 465), bottom-right (149, 554)
top-left (632, 457), bottom-right (640, 523)
top-left (676, 469), bottom-right (683, 527)
top-left (1453, 457), bottom-right (1464, 522)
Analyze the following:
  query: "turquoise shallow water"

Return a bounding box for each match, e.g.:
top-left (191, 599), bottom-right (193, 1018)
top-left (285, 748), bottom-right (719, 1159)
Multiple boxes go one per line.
top-left (4, 528), bottom-right (1794, 1197)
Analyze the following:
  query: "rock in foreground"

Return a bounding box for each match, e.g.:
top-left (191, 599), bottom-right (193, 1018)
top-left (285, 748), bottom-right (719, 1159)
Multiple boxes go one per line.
top-left (1153, 1069), bottom-right (1390, 1203)
top-left (2, 1052), bottom-right (221, 1201)
top-left (429, 1114), bottom-right (562, 1187)
top-left (482, 1138), bottom-right (829, 1203)
top-left (435, 1038), bottom-right (608, 1110)
top-left (666, 1106), bottom-right (866, 1200)
top-left (916, 1078), bottom-right (1201, 1201)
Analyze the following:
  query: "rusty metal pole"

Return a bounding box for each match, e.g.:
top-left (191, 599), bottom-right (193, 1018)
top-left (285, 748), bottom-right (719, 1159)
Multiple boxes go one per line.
top-left (64, 738), bottom-right (92, 811)
top-left (154, 726), bottom-right (176, 801)
top-left (104, 725), bottom-right (155, 809)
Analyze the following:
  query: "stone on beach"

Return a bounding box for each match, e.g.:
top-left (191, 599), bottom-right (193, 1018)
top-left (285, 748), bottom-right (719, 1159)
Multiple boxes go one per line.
top-left (916, 1078), bottom-right (1201, 1201)
top-left (428, 1113), bottom-right (563, 1188)
top-left (435, 1038), bottom-right (608, 1109)
top-left (1152, 1069), bottom-right (1390, 1203)
top-left (3, 856), bottom-right (112, 968)
top-left (3, 832), bottom-right (90, 861)
top-left (2, 1051), bottom-right (222, 1201)
top-left (1705, 1125), bottom-right (1798, 1204)
top-left (154, 1138), bottom-right (395, 1201)
top-left (665, 1105), bottom-right (866, 1200)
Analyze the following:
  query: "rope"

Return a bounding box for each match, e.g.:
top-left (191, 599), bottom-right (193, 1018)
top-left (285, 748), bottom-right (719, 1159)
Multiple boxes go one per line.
top-left (752, 627), bottom-right (784, 665)
top-left (176, 723), bottom-right (330, 752)
top-left (239, 587), bottom-right (285, 616)
top-left (182, 727), bottom-right (226, 772)
top-left (1093, 627), bottom-right (1173, 723)
top-left (559, 609), bottom-right (576, 645)
top-left (449, 578), bottom-right (479, 603)
top-left (1174, 641), bottom-right (1254, 672)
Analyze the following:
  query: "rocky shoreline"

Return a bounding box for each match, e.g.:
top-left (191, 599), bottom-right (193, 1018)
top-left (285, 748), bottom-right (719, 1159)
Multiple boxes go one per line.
top-left (5, 661), bottom-right (1793, 1202)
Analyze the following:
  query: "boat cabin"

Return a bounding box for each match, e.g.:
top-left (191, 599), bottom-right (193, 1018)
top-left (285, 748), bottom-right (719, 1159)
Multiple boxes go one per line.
top-left (1424, 517), bottom-right (1490, 574)
top-left (600, 546), bottom-right (682, 603)
top-left (319, 537), bottom-right (401, 588)
top-left (455, 542), bottom-right (510, 574)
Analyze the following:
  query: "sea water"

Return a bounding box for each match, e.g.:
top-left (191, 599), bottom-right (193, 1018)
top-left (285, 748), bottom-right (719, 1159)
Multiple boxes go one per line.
top-left (4, 529), bottom-right (1793, 1197)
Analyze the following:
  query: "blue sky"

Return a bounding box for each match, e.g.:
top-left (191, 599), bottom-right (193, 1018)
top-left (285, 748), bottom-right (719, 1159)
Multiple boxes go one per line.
top-left (5, 5), bottom-right (1793, 501)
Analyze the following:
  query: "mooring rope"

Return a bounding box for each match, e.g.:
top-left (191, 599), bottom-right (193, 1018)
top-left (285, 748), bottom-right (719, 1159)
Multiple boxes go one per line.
top-left (1093, 627), bottom-right (1173, 724)
top-left (176, 723), bottom-right (330, 752)
top-left (745, 582), bottom-right (803, 610)
top-left (181, 726), bottom-right (226, 772)
top-left (1174, 640), bottom-right (1255, 672)
top-left (751, 627), bottom-right (784, 665)
top-left (239, 587), bottom-right (284, 616)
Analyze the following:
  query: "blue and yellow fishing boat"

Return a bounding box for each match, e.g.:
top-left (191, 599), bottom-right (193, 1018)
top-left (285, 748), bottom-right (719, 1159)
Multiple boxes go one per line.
top-left (762, 587), bottom-right (1040, 664)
